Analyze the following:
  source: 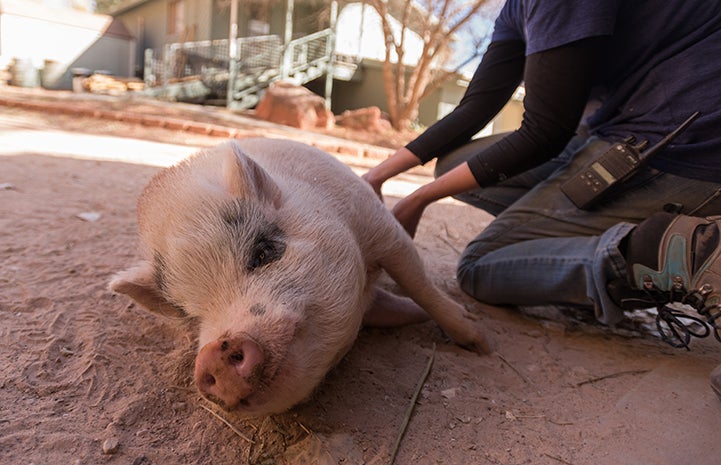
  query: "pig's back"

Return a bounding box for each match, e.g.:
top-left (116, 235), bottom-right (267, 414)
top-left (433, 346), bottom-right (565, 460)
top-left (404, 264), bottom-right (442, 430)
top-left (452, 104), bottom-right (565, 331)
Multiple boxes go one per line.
top-left (235, 137), bottom-right (381, 213)
top-left (234, 138), bottom-right (362, 189)
top-left (233, 138), bottom-right (398, 257)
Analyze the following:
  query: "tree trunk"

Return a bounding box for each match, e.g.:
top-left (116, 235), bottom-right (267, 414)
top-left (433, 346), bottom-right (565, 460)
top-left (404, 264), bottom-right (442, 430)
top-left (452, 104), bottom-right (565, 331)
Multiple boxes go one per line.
top-left (366, 0), bottom-right (494, 131)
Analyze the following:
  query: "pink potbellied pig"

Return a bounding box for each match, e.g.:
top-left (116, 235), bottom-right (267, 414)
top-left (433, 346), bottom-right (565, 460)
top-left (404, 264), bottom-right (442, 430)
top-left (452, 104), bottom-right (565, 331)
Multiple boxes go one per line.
top-left (109, 138), bottom-right (490, 417)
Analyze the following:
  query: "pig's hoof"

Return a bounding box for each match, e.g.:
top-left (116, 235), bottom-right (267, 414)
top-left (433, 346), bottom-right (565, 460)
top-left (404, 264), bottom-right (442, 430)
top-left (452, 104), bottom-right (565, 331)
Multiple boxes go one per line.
top-left (448, 313), bottom-right (493, 354)
top-left (459, 330), bottom-right (494, 355)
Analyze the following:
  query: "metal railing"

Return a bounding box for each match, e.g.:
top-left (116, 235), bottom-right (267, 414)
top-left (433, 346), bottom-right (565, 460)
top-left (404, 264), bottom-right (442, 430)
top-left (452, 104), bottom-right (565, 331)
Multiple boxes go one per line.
top-left (142, 30), bottom-right (335, 109)
top-left (283, 29), bottom-right (333, 81)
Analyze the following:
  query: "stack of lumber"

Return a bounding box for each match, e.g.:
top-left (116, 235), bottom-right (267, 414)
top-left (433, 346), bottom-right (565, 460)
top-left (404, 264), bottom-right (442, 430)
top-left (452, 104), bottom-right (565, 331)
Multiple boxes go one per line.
top-left (83, 74), bottom-right (145, 94)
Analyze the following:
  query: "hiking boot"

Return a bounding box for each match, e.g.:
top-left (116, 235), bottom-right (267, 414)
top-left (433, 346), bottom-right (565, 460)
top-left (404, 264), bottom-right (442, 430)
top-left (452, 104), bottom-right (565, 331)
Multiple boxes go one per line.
top-left (620, 213), bottom-right (721, 348)
top-left (609, 212), bottom-right (721, 400)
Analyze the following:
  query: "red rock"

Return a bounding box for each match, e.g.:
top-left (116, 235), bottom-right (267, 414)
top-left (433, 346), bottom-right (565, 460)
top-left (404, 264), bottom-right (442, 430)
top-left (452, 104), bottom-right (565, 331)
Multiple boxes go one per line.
top-left (336, 106), bottom-right (392, 132)
top-left (255, 81), bottom-right (334, 130)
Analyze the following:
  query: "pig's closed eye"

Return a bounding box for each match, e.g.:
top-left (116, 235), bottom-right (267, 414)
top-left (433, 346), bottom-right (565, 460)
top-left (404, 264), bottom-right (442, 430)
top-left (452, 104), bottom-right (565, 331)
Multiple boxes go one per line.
top-left (247, 238), bottom-right (286, 271)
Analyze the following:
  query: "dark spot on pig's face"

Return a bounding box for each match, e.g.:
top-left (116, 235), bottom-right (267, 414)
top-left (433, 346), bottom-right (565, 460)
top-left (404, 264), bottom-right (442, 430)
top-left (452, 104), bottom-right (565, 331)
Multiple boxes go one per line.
top-left (247, 225), bottom-right (286, 272)
top-left (160, 199), bottom-right (289, 319)
top-left (219, 199), bottom-right (287, 273)
top-left (249, 303), bottom-right (266, 316)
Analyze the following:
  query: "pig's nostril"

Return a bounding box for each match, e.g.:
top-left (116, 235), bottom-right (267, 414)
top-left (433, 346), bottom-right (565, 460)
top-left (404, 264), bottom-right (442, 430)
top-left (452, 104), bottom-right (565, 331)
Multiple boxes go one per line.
top-left (202, 373), bottom-right (216, 387)
top-left (194, 337), bottom-right (264, 410)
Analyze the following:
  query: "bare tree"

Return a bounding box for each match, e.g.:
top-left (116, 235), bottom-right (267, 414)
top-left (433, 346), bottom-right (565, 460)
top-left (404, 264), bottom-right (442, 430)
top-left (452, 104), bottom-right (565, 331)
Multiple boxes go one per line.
top-left (365, 0), bottom-right (498, 130)
top-left (94, 0), bottom-right (127, 14)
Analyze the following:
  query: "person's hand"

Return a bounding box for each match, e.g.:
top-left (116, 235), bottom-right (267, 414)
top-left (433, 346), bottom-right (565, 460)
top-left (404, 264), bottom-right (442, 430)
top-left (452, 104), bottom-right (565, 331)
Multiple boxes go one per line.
top-left (391, 192), bottom-right (429, 238)
top-left (391, 162), bottom-right (479, 238)
top-left (361, 170), bottom-right (384, 200)
top-left (362, 147), bottom-right (423, 201)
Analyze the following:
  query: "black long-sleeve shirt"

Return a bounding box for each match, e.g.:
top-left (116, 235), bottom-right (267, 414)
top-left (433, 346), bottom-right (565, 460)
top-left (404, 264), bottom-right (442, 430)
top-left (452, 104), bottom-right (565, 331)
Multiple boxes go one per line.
top-left (406, 37), bottom-right (602, 187)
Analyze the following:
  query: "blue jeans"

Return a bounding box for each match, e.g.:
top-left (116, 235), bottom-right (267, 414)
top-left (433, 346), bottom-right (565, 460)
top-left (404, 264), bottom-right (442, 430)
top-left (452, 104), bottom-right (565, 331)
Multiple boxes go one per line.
top-left (435, 134), bottom-right (721, 324)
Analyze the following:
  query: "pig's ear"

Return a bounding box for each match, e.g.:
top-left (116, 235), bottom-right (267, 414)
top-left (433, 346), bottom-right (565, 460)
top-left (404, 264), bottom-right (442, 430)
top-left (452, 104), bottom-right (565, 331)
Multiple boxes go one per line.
top-left (222, 141), bottom-right (283, 209)
top-left (109, 261), bottom-right (185, 318)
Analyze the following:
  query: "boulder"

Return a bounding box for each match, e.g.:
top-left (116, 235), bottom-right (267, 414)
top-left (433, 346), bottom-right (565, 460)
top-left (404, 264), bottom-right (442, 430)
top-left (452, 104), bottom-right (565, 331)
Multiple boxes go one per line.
top-left (336, 106), bottom-right (392, 132)
top-left (255, 82), bottom-right (334, 130)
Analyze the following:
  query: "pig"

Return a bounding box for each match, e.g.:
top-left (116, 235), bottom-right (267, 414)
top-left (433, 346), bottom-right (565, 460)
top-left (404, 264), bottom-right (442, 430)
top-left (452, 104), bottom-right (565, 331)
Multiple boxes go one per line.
top-left (109, 138), bottom-right (489, 418)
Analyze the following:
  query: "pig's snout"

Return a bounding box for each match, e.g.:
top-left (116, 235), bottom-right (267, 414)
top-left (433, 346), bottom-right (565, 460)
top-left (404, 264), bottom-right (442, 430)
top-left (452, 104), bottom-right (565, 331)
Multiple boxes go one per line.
top-left (194, 336), bottom-right (265, 410)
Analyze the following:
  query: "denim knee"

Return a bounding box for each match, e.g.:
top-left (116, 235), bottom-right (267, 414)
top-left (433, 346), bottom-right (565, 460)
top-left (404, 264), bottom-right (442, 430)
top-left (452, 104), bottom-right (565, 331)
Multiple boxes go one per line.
top-left (455, 238), bottom-right (495, 301)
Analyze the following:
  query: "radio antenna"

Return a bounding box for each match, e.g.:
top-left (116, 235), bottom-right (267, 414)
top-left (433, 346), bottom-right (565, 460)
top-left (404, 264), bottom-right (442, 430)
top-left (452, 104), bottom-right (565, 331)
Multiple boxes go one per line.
top-left (638, 111), bottom-right (700, 161)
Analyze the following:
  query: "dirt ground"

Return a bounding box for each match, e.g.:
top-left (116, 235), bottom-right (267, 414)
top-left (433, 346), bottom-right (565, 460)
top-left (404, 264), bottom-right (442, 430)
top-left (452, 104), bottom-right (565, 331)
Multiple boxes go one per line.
top-left (1, 87), bottom-right (721, 465)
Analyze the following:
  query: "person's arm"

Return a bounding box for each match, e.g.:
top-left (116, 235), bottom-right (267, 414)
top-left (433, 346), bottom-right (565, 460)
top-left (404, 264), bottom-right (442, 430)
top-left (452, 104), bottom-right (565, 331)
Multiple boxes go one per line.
top-left (392, 162), bottom-right (478, 237)
top-left (394, 37), bottom-right (605, 236)
top-left (466, 37), bottom-right (604, 186)
top-left (406, 39), bottom-right (527, 163)
top-left (362, 146), bottom-right (421, 198)
top-left (363, 39), bottom-right (526, 195)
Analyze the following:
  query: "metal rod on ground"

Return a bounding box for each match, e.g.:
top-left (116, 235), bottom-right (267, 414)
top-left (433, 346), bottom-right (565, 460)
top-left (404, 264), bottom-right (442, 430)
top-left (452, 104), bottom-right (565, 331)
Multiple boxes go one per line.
top-left (389, 343), bottom-right (436, 465)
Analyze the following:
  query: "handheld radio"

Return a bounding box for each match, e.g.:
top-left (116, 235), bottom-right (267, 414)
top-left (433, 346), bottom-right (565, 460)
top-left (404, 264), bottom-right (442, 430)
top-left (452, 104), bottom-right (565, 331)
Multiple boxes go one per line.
top-left (561, 111), bottom-right (700, 210)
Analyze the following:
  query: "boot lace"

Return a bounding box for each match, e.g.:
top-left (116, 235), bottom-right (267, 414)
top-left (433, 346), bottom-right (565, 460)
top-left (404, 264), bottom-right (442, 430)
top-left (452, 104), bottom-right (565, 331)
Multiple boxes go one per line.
top-left (642, 278), bottom-right (721, 349)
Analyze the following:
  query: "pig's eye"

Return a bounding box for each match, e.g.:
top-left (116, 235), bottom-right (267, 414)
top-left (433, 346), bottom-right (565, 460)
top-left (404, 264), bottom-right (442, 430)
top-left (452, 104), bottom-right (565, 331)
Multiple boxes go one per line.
top-left (251, 248), bottom-right (268, 269)
top-left (247, 237), bottom-right (286, 271)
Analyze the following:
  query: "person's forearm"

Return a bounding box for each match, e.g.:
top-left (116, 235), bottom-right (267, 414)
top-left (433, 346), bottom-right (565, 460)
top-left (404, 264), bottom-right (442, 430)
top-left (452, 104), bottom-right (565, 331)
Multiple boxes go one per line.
top-left (363, 146), bottom-right (422, 188)
top-left (391, 161), bottom-right (479, 237)
top-left (412, 162), bottom-right (478, 205)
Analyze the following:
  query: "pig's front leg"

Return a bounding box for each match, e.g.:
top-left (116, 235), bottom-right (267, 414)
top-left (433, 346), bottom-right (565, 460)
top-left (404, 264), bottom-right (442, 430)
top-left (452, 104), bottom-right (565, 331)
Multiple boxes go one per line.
top-left (376, 225), bottom-right (492, 354)
top-left (363, 287), bottom-right (430, 328)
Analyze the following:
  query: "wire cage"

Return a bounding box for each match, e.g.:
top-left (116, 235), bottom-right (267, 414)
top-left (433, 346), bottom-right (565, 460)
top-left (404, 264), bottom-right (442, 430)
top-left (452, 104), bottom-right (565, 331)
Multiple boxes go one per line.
top-left (143, 31), bottom-right (334, 108)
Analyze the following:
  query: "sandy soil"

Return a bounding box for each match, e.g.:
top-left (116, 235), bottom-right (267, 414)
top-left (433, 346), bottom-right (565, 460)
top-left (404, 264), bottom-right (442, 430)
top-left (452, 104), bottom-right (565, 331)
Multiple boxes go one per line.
top-left (1, 89), bottom-right (720, 465)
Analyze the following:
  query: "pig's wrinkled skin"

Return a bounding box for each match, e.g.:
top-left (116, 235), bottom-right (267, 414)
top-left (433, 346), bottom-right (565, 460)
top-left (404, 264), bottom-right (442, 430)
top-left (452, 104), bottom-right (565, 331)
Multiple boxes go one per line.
top-left (110, 138), bottom-right (490, 417)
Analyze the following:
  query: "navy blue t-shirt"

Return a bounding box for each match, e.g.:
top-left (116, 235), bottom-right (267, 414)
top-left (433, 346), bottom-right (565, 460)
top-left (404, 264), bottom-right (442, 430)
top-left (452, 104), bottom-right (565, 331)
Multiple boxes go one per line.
top-left (492, 0), bottom-right (721, 182)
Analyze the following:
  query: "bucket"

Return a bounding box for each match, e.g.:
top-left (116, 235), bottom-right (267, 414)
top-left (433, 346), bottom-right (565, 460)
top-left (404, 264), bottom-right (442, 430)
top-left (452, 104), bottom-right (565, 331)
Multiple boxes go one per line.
top-left (71, 67), bottom-right (92, 93)
top-left (9, 58), bottom-right (39, 88)
top-left (41, 59), bottom-right (66, 89)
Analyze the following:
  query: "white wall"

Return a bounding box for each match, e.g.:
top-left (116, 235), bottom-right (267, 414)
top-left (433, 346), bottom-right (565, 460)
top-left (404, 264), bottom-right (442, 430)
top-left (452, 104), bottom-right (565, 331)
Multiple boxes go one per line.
top-left (0, 0), bottom-right (134, 88)
top-left (335, 2), bottom-right (424, 66)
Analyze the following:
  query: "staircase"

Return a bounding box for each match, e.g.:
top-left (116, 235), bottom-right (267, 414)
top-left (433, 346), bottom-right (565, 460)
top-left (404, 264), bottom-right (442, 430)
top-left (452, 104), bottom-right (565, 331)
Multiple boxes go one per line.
top-left (142, 30), bottom-right (358, 109)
